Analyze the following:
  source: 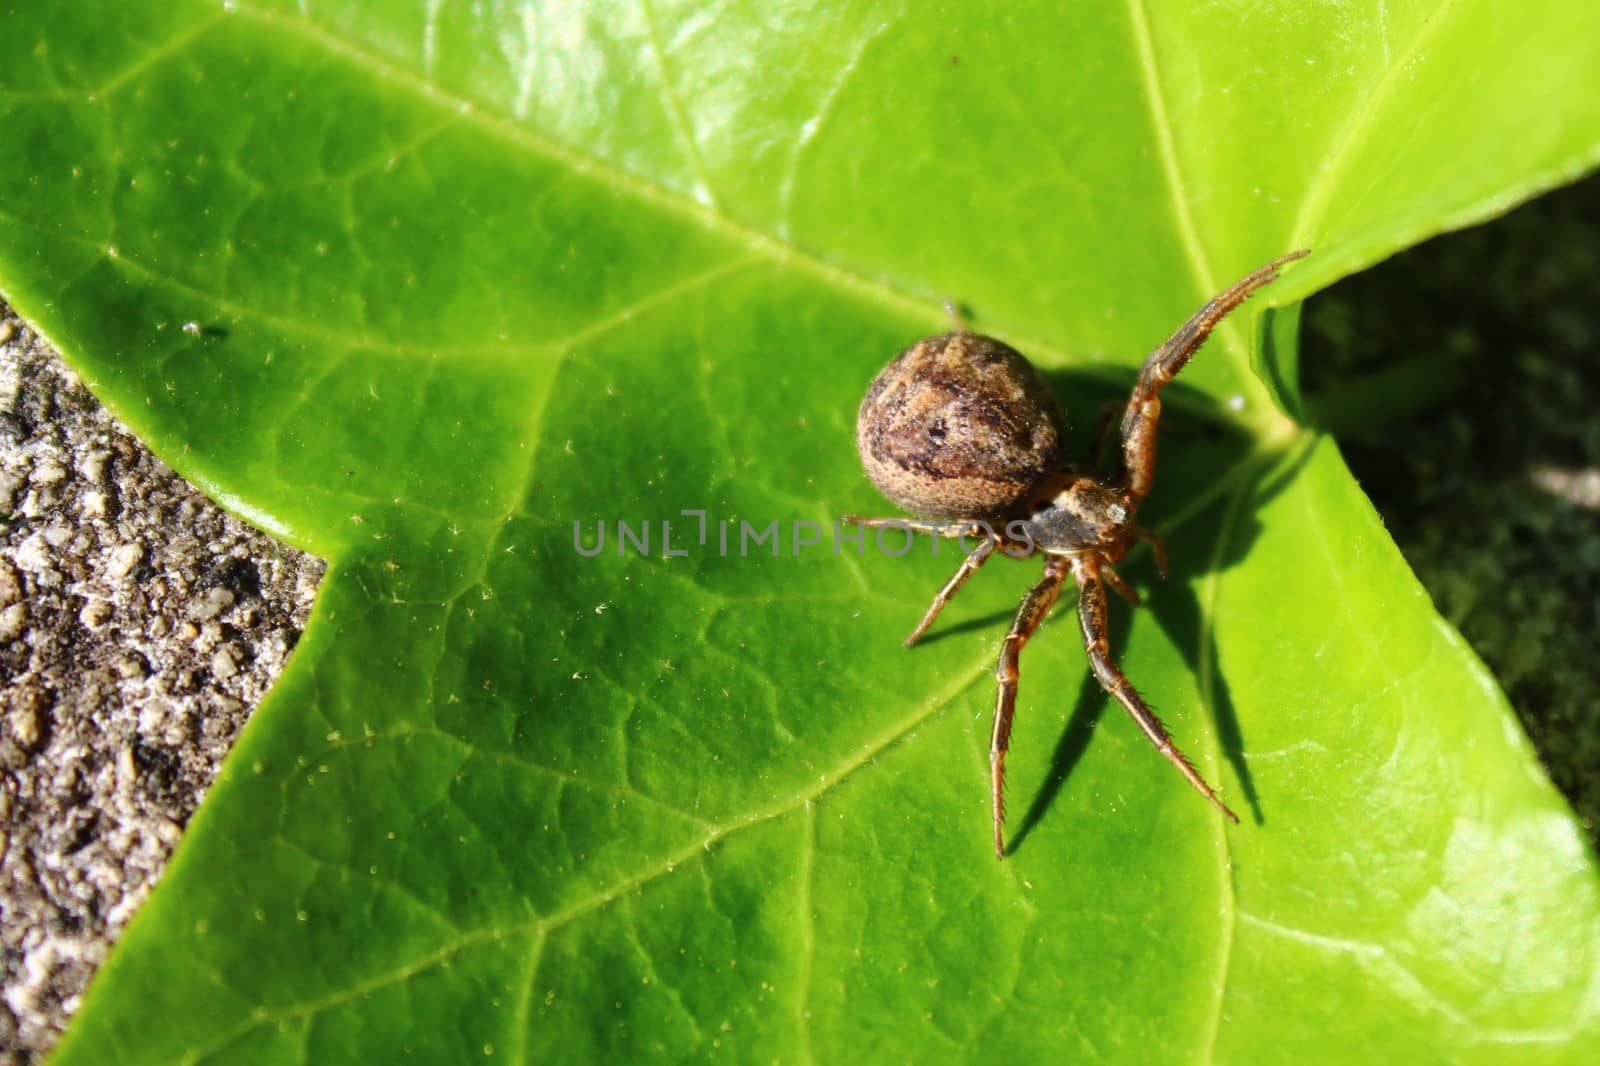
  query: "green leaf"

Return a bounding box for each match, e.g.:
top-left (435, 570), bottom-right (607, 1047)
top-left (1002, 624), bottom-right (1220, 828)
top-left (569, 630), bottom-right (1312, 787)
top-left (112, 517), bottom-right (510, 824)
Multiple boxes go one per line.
top-left (3, 1), bottom-right (1598, 1061)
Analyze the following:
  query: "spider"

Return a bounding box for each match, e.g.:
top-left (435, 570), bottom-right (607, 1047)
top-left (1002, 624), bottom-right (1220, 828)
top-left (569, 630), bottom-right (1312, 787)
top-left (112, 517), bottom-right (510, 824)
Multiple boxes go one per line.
top-left (844, 251), bottom-right (1307, 856)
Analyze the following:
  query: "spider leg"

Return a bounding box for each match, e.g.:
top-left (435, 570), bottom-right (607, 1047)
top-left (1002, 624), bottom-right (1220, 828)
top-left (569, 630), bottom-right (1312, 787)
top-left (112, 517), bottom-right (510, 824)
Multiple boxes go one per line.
top-left (1070, 555), bottom-right (1239, 823)
top-left (1133, 526), bottom-right (1169, 579)
top-left (840, 514), bottom-right (976, 537)
top-left (991, 555), bottom-right (1070, 858)
top-left (1089, 401), bottom-right (1127, 474)
top-left (1119, 250), bottom-right (1308, 504)
top-left (1099, 562), bottom-right (1140, 606)
top-left (904, 535), bottom-right (998, 646)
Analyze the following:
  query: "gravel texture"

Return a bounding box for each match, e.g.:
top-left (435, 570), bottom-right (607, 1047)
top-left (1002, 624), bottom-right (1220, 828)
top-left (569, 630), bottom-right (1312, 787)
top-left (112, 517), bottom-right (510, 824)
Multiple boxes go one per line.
top-left (0, 306), bottom-right (324, 1063)
top-left (1, 175), bottom-right (1598, 1062)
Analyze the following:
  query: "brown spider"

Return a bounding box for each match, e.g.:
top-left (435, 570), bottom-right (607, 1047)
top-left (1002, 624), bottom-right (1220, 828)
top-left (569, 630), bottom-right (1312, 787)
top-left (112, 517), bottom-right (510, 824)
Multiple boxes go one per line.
top-left (845, 251), bottom-right (1307, 856)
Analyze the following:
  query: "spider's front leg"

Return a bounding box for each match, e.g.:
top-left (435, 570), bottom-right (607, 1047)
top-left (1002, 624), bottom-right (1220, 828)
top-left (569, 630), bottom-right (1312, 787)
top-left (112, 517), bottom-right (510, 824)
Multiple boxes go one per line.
top-left (903, 534), bottom-right (997, 646)
top-left (1070, 555), bottom-right (1239, 823)
top-left (1119, 250), bottom-right (1308, 504)
top-left (991, 555), bottom-right (1070, 858)
top-left (840, 514), bottom-right (979, 538)
top-left (841, 515), bottom-right (1001, 645)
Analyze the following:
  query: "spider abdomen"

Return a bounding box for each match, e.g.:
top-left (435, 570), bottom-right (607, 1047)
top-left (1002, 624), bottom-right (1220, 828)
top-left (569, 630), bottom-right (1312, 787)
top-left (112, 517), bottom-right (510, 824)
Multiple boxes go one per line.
top-left (856, 332), bottom-right (1067, 519)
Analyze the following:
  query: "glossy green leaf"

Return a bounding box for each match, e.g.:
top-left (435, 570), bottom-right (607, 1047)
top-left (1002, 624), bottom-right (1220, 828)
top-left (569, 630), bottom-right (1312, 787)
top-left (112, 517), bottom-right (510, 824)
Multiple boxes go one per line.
top-left (3, 1), bottom-right (1599, 1062)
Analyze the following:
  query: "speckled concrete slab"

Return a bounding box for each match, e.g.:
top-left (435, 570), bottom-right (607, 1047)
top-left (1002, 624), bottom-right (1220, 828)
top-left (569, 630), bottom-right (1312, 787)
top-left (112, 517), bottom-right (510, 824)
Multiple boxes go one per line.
top-left (0, 305), bottom-right (324, 1064)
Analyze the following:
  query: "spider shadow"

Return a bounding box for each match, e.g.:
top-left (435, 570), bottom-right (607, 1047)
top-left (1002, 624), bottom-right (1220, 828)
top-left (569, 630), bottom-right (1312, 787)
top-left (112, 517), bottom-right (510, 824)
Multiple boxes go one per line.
top-left (995, 366), bottom-right (1316, 853)
top-left (915, 608), bottom-right (1018, 646)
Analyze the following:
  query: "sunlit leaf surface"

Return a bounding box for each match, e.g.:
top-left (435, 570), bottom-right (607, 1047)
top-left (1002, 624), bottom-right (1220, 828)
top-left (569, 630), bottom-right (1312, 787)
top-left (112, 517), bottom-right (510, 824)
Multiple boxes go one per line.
top-left (2, 1), bottom-right (1598, 1062)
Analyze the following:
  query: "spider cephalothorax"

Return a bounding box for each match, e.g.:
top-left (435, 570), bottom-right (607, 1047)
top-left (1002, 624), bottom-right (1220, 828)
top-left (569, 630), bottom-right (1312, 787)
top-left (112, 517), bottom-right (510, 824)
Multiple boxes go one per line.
top-left (846, 251), bottom-right (1307, 857)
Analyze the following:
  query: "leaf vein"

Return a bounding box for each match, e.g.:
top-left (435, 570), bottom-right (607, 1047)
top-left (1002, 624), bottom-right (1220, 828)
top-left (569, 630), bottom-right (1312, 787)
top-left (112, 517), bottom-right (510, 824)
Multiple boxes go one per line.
top-left (226, 1), bottom-right (1269, 421)
top-left (2, 13), bottom-right (227, 102)
top-left (638, 0), bottom-right (719, 208)
top-left (1195, 462), bottom-right (1260, 1065)
top-left (796, 800), bottom-right (818, 1065)
top-left (1236, 911), bottom-right (1581, 1044)
top-left (1124, 0), bottom-right (1244, 372)
top-left (510, 930), bottom-right (545, 1066)
top-left (535, 663), bottom-right (990, 934)
top-left (1289, 0), bottom-right (1464, 246)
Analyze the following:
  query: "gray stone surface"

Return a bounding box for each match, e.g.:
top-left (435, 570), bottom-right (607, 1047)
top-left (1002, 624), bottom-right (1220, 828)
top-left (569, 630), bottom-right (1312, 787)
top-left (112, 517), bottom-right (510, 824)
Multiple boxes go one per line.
top-left (0, 305), bottom-right (324, 1063)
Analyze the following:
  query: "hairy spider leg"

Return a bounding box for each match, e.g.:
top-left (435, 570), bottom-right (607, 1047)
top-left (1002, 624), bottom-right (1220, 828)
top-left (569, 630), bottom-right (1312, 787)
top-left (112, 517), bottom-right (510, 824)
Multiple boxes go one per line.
top-left (904, 535), bottom-right (998, 646)
top-left (1070, 555), bottom-right (1239, 824)
top-left (991, 555), bottom-right (1071, 858)
top-left (1133, 527), bottom-right (1169, 579)
top-left (1119, 249), bottom-right (1309, 504)
top-left (839, 514), bottom-right (982, 538)
top-left (1089, 400), bottom-right (1127, 474)
top-left (1098, 561), bottom-right (1140, 606)
top-left (842, 516), bottom-right (1010, 644)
